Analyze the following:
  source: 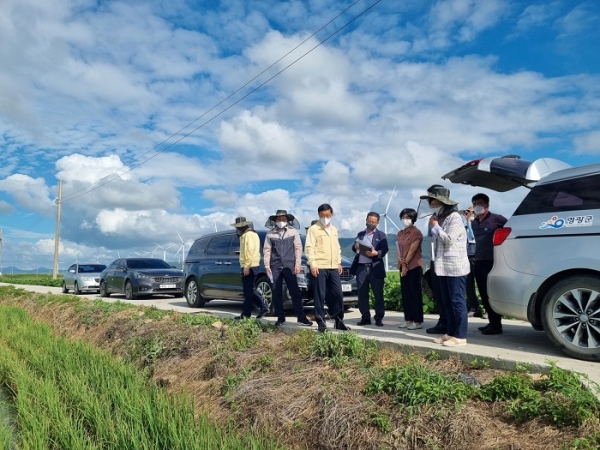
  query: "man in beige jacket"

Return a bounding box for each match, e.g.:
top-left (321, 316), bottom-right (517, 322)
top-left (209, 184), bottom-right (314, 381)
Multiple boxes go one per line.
top-left (304, 204), bottom-right (349, 332)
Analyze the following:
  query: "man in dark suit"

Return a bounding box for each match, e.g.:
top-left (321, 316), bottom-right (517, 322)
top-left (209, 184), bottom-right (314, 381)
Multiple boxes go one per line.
top-left (351, 212), bottom-right (389, 326)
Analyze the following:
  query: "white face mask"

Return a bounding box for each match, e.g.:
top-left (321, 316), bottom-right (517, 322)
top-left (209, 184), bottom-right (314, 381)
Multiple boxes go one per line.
top-left (276, 221), bottom-right (287, 229)
top-left (402, 218), bottom-right (413, 228)
top-left (474, 205), bottom-right (486, 215)
top-left (430, 205), bottom-right (443, 215)
top-left (320, 217), bottom-right (331, 226)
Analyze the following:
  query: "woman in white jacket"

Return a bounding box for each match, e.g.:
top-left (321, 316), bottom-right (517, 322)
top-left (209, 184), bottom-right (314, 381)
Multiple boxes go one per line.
top-left (420, 186), bottom-right (470, 347)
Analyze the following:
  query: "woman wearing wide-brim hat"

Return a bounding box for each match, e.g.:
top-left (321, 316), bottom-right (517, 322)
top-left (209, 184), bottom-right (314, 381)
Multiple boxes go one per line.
top-left (420, 185), bottom-right (470, 347)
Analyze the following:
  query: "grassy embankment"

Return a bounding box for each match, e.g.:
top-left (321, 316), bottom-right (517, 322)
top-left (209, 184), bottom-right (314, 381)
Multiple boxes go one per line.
top-left (0, 297), bottom-right (282, 449)
top-left (0, 284), bottom-right (599, 448)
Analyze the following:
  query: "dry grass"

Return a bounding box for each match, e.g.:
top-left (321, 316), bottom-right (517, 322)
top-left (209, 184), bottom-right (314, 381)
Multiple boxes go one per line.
top-left (4, 294), bottom-right (595, 450)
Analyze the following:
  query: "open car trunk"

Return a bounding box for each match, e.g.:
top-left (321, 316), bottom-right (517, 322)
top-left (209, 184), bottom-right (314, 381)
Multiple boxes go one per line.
top-left (441, 155), bottom-right (571, 192)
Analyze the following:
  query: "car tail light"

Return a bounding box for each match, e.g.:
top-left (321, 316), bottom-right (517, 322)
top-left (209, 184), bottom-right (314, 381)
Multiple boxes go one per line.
top-left (493, 227), bottom-right (512, 246)
top-left (465, 158), bottom-right (484, 166)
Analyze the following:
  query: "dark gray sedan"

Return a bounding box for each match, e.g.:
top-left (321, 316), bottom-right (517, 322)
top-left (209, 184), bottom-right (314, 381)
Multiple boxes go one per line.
top-left (99, 258), bottom-right (184, 300)
top-left (62, 263), bottom-right (107, 294)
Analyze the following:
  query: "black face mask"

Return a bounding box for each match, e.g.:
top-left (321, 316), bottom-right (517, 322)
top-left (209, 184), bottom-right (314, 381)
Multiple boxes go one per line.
top-left (366, 223), bottom-right (376, 231)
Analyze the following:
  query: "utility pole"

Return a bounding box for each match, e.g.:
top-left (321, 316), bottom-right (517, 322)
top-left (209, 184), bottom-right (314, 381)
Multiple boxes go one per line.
top-left (52, 180), bottom-right (63, 279)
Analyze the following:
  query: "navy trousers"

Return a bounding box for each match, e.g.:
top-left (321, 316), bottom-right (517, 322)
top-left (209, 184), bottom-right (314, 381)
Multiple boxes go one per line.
top-left (312, 269), bottom-right (344, 325)
top-left (241, 267), bottom-right (267, 317)
top-left (474, 260), bottom-right (502, 328)
top-left (271, 267), bottom-right (307, 322)
top-left (356, 264), bottom-right (385, 321)
top-left (438, 275), bottom-right (468, 339)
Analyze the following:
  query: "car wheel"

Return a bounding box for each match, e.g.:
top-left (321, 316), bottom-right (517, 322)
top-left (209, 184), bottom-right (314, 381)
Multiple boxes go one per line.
top-left (99, 281), bottom-right (110, 297)
top-left (185, 277), bottom-right (206, 307)
top-left (124, 281), bottom-right (137, 300)
top-left (541, 275), bottom-right (600, 362)
top-left (61, 282), bottom-right (68, 294)
top-left (255, 276), bottom-right (273, 313)
top-left (73, 281), bottom-right (81, 295)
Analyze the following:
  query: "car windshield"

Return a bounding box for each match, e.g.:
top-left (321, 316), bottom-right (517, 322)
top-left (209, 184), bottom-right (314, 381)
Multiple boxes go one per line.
top-left (127, 259), bottom-right (172, 269)
top-left (78, 264), bottom-right (107, 273)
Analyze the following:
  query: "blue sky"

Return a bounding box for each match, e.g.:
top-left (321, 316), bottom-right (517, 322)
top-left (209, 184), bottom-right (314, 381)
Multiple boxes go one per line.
top-left (1, 0), bottom-right (599, 270)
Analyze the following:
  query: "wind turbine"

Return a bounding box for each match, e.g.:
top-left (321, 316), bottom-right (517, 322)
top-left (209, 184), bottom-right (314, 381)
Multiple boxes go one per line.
top-left (176, 231), bottom-right (186, 264)
top-left (381, 186), bottom-right (400, 271)
top-left (154, 243), bottom-right (174, 262)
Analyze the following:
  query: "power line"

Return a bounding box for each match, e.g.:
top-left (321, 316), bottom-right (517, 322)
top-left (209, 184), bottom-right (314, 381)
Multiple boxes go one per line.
top-left (16, 0), bottom-right (383, 231)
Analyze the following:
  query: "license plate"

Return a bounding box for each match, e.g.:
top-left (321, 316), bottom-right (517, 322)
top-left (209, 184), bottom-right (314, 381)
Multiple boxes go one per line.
top-left (341, 284), bottom-right (352, 292)
top-left (160, 284), bottom-right (176, 289)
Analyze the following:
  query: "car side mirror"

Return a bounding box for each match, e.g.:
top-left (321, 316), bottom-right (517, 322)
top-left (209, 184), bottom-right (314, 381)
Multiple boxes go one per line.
top-left (69, 269), bottom-right (76, 273)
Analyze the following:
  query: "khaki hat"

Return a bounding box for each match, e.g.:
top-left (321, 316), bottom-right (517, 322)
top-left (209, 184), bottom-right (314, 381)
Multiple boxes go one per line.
top-left (420, 185), bottom-right (458, 206)
top-left (230, 216), bottom-right (253, 228)
top-left (268, 209), bottom-right (296, 222)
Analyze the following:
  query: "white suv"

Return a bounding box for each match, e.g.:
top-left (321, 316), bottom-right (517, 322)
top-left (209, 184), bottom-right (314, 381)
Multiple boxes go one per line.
top-left (443, 155), bottom-right (600, 361)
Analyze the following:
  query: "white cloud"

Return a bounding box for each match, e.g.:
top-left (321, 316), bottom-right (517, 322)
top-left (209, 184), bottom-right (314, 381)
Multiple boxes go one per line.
top-left (573, 131), bottom-right (600, 154)
top-left (0, 174), bottom-right (54, 213)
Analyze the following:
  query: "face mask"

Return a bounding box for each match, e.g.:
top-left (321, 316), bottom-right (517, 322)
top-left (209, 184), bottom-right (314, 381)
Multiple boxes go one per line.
top-left (474, 205), bottom-right (486, 215)
top-left (430, 205), bottom-right (443, 215)
top-left (402, 218), bottom-right (412, 228)
top-left (276, 221), bottom-right (287, 229)
top-left (236, 228), bottom-right (244, 236)
top-left (320, 217), bottom-right (331, 226)
top-left (365, 223), bottom-right (376, 231)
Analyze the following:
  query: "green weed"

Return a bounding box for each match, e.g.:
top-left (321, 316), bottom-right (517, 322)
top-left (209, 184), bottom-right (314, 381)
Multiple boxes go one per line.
top-left (310, 331), bottom-right (375, 365)
top-left (365, 358), bottom-right (475, 414)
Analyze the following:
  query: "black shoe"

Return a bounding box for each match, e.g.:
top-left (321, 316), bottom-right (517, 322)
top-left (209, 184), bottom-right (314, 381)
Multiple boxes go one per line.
top-left (356, 318), bottom-right (372, 326)
top-left (317, 322), bottom-right (327, 332)
top-left (425, 324), bottom-right (447, 334)
top-left (234, 315), bottom-right (250, 320)
top-left (298, 318), bottom-right (313, 326)
top-left (375, 319), bottom-right (384, 327)
top-left (274, 319), bottom-right (286, 327)
top-left (256, 308), bottom-right (269, 319)
top-left (334, 318), bottom-right (350, 331)
top-left (477, 324), bottom-right (490, 331)
top-left (481, 326), bottom-right (502, 335)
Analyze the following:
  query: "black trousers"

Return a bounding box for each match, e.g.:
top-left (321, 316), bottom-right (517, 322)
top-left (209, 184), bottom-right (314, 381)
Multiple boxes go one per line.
top-left (430, 262), bottom-right (446, 327)
top-left (466, 256), bottom-right (479, 310)
top-left (241, 267), bottom-right (267, 317)
top-left (356, 264), bottom-right (385, 321)
top-left (401, 266), bottom-right (423, 323)
top-left (312, 269), bottom-right (343, 325)
top-left (473, 260), bottom-right (502, 328)
top-left (272, 267), bottom-right (307, 321)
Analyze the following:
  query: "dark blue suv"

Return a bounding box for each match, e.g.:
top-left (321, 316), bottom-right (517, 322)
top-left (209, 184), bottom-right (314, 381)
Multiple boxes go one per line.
top-left (182, 230), bottom-right (357, 312)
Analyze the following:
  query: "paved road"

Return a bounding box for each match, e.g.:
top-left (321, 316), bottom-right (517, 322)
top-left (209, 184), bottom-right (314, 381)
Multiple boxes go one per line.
top-left (3, 283), bottom-right (598, 388)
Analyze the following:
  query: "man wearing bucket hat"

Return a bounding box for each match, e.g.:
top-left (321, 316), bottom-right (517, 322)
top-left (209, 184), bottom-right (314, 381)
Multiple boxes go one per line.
top-left (231, 216), bottom-right (269, 319)
top-left (420, 185), bottom-right (470, 347)
top-left (263, 210), bottom-right (312, 327)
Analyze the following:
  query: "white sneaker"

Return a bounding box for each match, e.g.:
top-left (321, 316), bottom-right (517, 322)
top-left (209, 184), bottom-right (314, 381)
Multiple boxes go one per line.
top-left (407, 322), bottom-right (422, 330)
top-left (433, 334), bottom-right (451, 344)
top-left (398, 321), bottom-right (409, 328)
top-left (443, 337), bottom-right (467, 347)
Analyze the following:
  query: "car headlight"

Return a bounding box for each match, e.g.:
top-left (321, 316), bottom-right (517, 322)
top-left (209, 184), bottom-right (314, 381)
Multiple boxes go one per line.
top-left (133, 273), bottom-right (149, 279)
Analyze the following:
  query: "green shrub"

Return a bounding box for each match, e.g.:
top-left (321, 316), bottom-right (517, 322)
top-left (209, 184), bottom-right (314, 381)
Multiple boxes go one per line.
top-left (310, 331), bottom-right (375, 366)
top-left (365, 358), bottom-right (475, 414)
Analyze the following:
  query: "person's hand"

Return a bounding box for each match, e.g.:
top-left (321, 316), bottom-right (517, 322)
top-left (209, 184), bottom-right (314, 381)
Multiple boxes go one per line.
top-left (311, 267), bottom-right (319, 277)
top-left (243, 267), bottom-right (250, 276)
top-left (338, 264), bottom-right (343, 275)
top-left (401, 265), bottom-right (408, 277)
top-left (266, 268), bottom-right (272, 277)
top-left (465, 209), bottom-right (474, 222)
top-left (366, 250), bottom-right (378, 258)
top-left (429, 216), bottom-right (438, 227)
top-left (294, 265), bottom-right (301, 274)
top-left (354, 243), bottom-right (359, 251)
